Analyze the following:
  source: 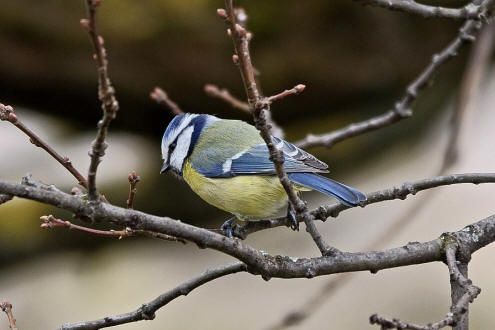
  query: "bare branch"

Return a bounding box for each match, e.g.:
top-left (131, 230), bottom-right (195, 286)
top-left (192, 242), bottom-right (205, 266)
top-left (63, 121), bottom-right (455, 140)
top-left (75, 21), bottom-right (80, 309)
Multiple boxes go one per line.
top-left (40, 214), bottom-right (131, 237)
top-left (81, 0), bottom-right (120, 201)
top-left (0, 300), bottom-right (19, 330)
top-left (235, 173), bottom-right (495, 238)
top-left (221, 1), bottom-right (332, 255)
top-left (266, 84), bottom-right (306, 104)
top-left (126, 171), bottom-right (140, 209)
top-left (355, 0), bottom-right (483, 20)
top-left (294, 14), bottom-right (485, 150)
top-left (40, 215), bottom-right (186, 244)
top-left (150, 87), bottom-right (184, 115)
top-left (59, 262), bottom-right (247, 330)
top-left (0, 104), bottom-right (88, 188)
top-left (2, 175), bottom-right (495, 279)
top-left (204, 84), bottom-right (249, 112)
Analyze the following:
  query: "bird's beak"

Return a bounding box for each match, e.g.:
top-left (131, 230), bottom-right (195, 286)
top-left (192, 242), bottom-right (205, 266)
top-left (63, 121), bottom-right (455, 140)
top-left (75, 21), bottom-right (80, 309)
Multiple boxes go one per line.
top-left (160, 163), bottom-right (169, 174)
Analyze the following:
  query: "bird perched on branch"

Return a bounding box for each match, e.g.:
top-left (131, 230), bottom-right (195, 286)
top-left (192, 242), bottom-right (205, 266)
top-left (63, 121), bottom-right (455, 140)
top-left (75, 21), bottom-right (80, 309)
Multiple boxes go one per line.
top-left (160, 113), bottom-right (366, 237)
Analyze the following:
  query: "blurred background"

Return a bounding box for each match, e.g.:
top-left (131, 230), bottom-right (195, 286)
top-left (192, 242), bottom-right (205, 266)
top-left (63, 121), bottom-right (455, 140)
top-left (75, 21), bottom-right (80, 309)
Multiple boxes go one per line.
top-left (1, 0), bottom-right (494, 329)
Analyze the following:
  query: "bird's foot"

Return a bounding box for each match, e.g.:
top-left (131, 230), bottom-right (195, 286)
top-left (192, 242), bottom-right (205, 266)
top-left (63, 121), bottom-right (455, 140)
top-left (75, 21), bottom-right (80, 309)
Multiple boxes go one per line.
top-left (287, 204), bottom-right (299, 231)
top-left (221, 217), bottom-right (237, 238)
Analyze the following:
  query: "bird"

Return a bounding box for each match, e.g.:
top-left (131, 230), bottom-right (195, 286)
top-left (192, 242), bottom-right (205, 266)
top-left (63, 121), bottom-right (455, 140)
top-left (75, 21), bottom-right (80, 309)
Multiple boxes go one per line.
top-left (160, 113), bottom-right (366, 237)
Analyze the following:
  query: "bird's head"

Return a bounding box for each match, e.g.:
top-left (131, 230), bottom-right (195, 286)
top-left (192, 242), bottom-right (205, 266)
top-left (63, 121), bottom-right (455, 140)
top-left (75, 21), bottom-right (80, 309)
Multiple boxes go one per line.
top-left (160, 113), bottom-right (218, 176)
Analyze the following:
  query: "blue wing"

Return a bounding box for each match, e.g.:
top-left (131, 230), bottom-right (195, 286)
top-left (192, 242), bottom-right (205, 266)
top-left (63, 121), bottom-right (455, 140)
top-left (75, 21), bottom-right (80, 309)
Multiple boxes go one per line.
top-left (195, 136), bottom-right (328, 178)
top-left (287, 173), bottom-right (366, 206)
top-left (192, 136), bottom-right (366, 205)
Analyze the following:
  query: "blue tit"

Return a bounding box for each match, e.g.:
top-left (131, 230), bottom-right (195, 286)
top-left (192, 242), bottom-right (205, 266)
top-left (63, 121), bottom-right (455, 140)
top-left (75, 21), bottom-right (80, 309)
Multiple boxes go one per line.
top-left (160, 113), bottom-right (366, 237)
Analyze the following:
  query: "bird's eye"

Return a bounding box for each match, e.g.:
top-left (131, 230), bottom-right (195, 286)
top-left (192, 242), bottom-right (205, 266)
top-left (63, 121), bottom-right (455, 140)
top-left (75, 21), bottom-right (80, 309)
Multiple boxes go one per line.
top-left (169, 142), bottom-right (177, 150)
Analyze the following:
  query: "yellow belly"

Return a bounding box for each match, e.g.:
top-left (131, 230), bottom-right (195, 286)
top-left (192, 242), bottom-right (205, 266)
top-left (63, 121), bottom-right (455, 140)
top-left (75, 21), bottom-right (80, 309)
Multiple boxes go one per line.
top-left (183, 160), bottom-right (306, 220)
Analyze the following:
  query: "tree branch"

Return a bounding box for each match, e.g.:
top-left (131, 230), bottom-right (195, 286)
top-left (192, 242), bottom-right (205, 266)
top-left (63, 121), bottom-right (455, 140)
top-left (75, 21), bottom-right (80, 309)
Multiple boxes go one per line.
top-left (0, 103), bottom-right (88, 189)
top-left (150, 87), bottom-right (184, 115)
top-left (220, 1), bottom-right (335, 255)
top-left (59, 262), bottom-right (247, 330)
top-left (1, 174), bottom-right (495, 279)
top-left (40, 214), bottom-right (186, 244)
top-left (81, 0), bottom-right (120, 201)
top-left (126, 171), bottom-right (140, 209)
top-left (0, 300), bottom-right (19, 330)
top-left (204, 84), bottom-right (249, 112)
top-left (354, 0), bottom-right (483, 20)
top-left (294, 8), bottom-right (486, 150)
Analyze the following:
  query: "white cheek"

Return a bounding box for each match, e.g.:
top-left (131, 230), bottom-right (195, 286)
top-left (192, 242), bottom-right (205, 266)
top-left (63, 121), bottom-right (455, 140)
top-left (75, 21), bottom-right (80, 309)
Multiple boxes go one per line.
top-left (170, 125), bottom-right (194, 171)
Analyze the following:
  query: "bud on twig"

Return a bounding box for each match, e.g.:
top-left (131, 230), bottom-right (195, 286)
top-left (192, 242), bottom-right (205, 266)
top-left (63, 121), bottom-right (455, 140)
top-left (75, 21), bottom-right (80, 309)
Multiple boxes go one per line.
top-left (216, 8), bottom-right (227, 19)
top-left (232, 54), bottom-right (239, 65)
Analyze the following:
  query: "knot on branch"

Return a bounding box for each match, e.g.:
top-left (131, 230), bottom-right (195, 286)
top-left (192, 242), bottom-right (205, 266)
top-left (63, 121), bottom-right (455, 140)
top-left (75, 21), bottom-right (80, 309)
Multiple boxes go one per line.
top-left (139, 304), bottom-right (156, 320)
top-left (313, 206), bottom-right (328, 222)
top-left (441, 232), bottom-right (472, 262)
top-left (89, 140), bottom-right (108, 159)
top-left (0, 104), bottom-right (17, 123)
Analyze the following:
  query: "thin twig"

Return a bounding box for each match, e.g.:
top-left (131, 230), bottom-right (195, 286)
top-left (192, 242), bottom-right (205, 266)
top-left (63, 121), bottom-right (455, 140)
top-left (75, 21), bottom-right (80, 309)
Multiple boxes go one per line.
top-left (0, 104), bottom-right (88, 189)
top-left (81, 0), bottom-right (120, 201)
top-left (266, 84), bottom-right (306, 104)
top-left (294, 15), bottom-right (485, 150)
top-left (0, 300), bottom-right (19, 330)
top-left (213, 8), bottom-right (285, 139)
top-left (150, 87), bottom-right (184, 115)
top-left (355, 0), bottom-right (483, 20)
top-left (40, 215), bottom-right (131, 237)
top-left (221, 1), bottom-right (335, 256)
top-left (40, 215), bottom-right (186, 244)
top-left (235, 173), bottom-right (495, 238)
top-left (126, 171), bottom-right (140, 209)
top-left (204, 84), bottom-right (249, 112)
top-left (59, 263), bottom-right (247, 330)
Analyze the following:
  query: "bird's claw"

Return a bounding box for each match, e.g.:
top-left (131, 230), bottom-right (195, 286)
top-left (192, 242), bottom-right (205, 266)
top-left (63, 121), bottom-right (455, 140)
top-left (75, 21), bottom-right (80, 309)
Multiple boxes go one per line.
top-left (221, 217), bottom-right (236, 238)
top-left (287, 205), bottom-right (299, 231)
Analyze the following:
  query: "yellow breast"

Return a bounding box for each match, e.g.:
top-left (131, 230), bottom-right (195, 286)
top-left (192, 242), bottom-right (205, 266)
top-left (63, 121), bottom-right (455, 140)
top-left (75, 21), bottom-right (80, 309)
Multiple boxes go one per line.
top-left (183, 160), bottom-right (302, 220)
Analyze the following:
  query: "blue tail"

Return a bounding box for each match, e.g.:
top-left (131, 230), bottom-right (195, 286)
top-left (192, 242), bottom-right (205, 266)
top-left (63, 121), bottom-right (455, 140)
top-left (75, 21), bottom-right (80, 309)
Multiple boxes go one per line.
top-left (288, 173), bottom-right (366, 206)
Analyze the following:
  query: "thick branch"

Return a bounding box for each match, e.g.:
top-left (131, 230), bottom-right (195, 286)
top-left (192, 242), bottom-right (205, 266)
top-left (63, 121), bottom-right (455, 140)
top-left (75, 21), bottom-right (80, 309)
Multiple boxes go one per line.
top-left (1, 176), bottom-right (495, 279)
top-left (294, 12), bottom-right (485, 150)
top-left (355, 0), bottom-right (483, 20)
top-left (60, 262), bottom-right (246, 330)
top-left (81, 0), bottom-right (119, 201)
top-left (0, 104), bottom-right (88, 188)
